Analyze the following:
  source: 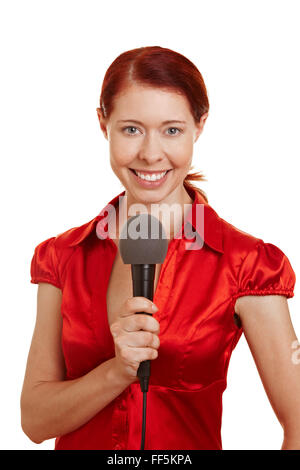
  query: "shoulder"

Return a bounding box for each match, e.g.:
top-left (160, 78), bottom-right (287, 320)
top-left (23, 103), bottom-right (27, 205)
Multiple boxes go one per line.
top-left (54, 216), bottom-right (100, 250)
top-left (218, 213), bottom-right (295, 288)
top-left (31, 215), bottom-right (101, 287)
top-left (218, 217), bottom-right (296, 300)
top-left (219, 215), bottom-right (264, 259)
top-left (195, 189), bottom-right (263, 258)
top-left (219, 215), bottom-right (294, 271)
top-left (49, 215), bottom-right (102, 271)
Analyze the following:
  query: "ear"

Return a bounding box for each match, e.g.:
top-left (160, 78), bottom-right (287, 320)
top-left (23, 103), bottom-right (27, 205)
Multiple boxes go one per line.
top-left (194, 112), bottom-right (209, 143)
top-left (96, 107), bottom-right (108, 140)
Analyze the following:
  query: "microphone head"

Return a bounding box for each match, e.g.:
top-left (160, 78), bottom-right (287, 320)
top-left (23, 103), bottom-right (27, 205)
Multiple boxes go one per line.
top-left (119, 213), bottom-right (168, 264)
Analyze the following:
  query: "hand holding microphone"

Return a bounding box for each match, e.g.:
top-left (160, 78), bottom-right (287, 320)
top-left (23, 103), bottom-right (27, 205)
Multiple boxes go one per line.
top-left (109, 296), bottom-right (161, 384)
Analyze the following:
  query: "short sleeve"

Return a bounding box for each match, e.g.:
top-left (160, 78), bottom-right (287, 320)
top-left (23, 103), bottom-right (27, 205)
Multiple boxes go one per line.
top-left (30, 237), bottom-right (61, 289)
top-left (235, 241), bottom-right (296, 300)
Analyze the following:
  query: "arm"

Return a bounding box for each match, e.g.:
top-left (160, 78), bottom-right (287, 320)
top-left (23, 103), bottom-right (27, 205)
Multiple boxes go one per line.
top-left (235, 295), bottom-right (300, 450)
top-left (20, 283), bottom-right (132, 444)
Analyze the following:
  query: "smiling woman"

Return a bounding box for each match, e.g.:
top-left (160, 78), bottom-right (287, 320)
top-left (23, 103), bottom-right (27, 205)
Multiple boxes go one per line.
top-left (22, 46), bottom-right (299, 451)
top-left (97, 46), bottom-right (209, 207)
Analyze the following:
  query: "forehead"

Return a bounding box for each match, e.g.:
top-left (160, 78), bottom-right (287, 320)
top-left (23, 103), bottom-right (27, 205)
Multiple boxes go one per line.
top-left (111, 85), bottom-right (193, 122)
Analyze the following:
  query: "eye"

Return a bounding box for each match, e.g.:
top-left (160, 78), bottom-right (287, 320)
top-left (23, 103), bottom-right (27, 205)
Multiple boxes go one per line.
top-left (122, 126), bottom-right (139, 136)
top-left (122, 126), bottom-right (182, 136)
top-left (166, 127), bottom-right (182, 136)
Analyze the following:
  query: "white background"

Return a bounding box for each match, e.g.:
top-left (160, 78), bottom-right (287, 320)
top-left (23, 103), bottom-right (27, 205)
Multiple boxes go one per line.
top-left (1, 0), bottom-right (299, 450)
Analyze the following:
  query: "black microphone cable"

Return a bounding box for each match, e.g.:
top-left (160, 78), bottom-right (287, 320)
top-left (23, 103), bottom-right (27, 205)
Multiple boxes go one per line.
top-left (137, 356), bottom-right (151, 450)
top-left (141, 391), bottom-right (147, 450)
top-left (140, 387), bottom-right (148, 450)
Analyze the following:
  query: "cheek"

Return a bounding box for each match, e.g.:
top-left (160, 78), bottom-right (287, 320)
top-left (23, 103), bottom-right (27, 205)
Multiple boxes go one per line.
top-left (170, 143), bottom-right (193, 168)
top-left (109, 141), bottom-right (136, 167)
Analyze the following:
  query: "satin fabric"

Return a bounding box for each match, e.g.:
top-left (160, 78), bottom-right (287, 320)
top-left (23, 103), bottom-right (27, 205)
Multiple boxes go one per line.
top-left (30, 187), bottom-right (296, 450)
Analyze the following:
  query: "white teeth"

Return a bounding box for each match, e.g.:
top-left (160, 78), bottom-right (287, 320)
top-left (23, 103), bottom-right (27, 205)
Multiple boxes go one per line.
top-left (135, 171), bottom-right (167, 181)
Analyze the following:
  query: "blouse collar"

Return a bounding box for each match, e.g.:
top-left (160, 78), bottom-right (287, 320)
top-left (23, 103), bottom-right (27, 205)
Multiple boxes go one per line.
top-left (67, 188), bottom-right (224, 254)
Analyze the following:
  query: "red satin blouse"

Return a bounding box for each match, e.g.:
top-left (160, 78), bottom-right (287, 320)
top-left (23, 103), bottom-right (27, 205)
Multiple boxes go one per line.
top-left (30, 187), bottom-right (296, 450)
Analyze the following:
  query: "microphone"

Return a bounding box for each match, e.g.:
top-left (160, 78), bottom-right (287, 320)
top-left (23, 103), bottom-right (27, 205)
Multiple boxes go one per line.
top-left (119, 213), bottom-right (168, 393)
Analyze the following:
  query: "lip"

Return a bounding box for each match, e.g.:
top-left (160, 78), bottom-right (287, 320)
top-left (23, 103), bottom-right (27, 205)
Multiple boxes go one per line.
top-left (129, 168), bottom-right (172, 188)
top-left (130, 168), bottom-right (172, 174)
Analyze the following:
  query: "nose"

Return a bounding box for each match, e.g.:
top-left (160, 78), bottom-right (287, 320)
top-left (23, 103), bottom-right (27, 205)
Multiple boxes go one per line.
top-left (138, 132), bottom-right (164, 165)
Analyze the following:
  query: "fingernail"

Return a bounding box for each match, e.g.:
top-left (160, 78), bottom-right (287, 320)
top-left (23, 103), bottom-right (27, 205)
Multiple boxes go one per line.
top-left (152, 304), bottom-right (158, 311)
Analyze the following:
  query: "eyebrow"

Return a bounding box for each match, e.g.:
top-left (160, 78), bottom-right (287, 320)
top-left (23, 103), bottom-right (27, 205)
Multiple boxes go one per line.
top-left (117, 119), bottom-right (187, 125)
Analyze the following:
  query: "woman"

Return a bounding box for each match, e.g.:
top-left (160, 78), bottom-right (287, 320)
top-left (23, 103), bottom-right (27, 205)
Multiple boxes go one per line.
top-left (21, 46), bottom-right (300, 450)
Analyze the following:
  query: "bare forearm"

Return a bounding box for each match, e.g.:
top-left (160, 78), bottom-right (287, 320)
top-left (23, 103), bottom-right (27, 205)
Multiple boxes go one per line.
top-left (281, 426), bottom-right (300, 450)
top-left (21, 357), bottom-right (133, 443)
top-left (281, 436), bottom-right (300, 450)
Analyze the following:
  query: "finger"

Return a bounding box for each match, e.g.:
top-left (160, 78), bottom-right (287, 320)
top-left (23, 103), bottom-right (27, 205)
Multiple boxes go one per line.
top-left (122, 314), bottom-right (160, 334)
top-left (126, 346), bottom-right (159, 363)
top-left (120, 297), bottom-right (158, 317)
top-left (121, 330), bottom-right (160, 348)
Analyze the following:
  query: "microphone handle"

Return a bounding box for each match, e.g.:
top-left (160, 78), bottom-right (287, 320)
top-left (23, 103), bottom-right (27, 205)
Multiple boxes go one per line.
top-left (131, 264), bottom-right (156, 391)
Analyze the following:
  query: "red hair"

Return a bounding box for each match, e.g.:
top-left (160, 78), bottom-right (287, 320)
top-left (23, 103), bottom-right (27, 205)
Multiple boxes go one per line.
top-left (99, 46), bottom-right (209, 202)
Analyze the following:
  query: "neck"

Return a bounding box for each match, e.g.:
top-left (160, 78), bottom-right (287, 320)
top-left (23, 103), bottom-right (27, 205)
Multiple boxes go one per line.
top-left (115, 184), bottom-right (194, 241)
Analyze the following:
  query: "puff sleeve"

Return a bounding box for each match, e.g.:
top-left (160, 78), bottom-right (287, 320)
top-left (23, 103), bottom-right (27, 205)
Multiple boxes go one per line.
top-left (235, 241), bottom-right (296, 300)
top-left (30, 237), bottom-right (61, 289)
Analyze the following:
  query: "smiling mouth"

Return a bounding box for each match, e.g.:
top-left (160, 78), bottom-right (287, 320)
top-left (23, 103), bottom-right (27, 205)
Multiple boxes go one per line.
top-left (129, 169), bottom-right (172, 176)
